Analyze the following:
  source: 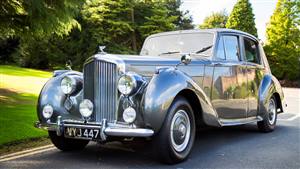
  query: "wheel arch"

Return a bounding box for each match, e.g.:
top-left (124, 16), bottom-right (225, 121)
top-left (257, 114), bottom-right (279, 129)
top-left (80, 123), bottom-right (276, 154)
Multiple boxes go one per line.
top-left (176, 89), bottom-right (206, 128)
top-left (272, 92), bottom-right (283, 113)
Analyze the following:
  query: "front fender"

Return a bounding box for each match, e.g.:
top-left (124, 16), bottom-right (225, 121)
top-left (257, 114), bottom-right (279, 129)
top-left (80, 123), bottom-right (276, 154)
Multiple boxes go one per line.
top-left (142, 68), bottom-right (220, 132)
top-left (37, 71), bottom-right (83, 123)
top-left (258, 73), bottom-right (285, 117)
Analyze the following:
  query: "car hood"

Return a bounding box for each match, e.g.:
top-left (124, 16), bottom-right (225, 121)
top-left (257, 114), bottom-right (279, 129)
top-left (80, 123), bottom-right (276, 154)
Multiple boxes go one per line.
top-left (91, 53), bottom-right (211, 76)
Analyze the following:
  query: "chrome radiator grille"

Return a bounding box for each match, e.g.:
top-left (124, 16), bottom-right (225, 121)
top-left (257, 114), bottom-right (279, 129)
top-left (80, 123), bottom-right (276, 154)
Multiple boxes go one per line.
top-left (83, 60), bottom-right (118, 122)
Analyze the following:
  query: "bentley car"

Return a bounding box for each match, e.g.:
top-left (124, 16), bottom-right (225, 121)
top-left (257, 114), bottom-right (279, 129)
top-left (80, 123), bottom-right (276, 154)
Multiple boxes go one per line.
top-left (35, 29), bottom-right (286, 164)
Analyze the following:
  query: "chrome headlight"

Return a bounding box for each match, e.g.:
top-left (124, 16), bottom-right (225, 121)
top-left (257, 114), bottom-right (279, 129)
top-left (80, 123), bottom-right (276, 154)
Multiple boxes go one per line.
top-left (79, 99), bottom-right (93, 118)
top-left (118, 74), bottom-right (137, 95)
top-left (60, 76), bottom-right (76, 94)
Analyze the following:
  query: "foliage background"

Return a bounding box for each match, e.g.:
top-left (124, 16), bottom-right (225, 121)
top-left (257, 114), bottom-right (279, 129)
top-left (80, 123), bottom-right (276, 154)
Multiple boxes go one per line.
top-left (199, 10), bottom-right (228, 29)
top-left (226, 0), bottom-right (258, 37)
top-left (0, 0), bottom-right (299, 83)
top-left (0, 0), bottom-right (193, 70)
top-left (264, 0), bottom-right (300, 81)
top-left (199, 0), bottom-right (299, 84)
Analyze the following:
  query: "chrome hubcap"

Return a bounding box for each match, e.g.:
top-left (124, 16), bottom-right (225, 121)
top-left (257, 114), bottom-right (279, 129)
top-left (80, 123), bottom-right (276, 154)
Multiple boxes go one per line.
top-left (170, 110), bottom-right (191, 152)
top-left (268, 99), bottom-right (276, 125)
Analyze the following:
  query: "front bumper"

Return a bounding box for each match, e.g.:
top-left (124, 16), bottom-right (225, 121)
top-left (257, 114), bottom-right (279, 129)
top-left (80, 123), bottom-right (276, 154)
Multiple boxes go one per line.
top-left (35, 116), bottom-right (154, 141)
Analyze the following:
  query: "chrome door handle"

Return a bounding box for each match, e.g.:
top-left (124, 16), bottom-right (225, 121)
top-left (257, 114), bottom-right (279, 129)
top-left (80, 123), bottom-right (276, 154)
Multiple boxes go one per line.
top-left (214, 63), bottom-right (222, 66)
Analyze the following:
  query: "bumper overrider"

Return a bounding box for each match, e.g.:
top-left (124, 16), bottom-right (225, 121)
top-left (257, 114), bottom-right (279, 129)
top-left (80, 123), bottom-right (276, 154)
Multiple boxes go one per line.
top-left (35, 116), bottom-right (154, 141)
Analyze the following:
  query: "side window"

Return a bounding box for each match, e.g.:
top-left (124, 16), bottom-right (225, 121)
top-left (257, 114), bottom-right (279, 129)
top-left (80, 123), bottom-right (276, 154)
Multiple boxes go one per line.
top-left (223, 36), bottom-right (240, 61)
top-left (244, 38), bottom-right (260, 64)
top-left (216, 36), bottom-right (225, 60)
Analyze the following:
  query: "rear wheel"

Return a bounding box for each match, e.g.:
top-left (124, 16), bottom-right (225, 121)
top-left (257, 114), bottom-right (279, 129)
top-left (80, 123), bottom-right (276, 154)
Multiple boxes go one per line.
top-left (154, 96), bottom-right (196, 164)
top-left (257, 96), bottom-right (277, 132)
top-left (49, 131), bottom-right (89, 151)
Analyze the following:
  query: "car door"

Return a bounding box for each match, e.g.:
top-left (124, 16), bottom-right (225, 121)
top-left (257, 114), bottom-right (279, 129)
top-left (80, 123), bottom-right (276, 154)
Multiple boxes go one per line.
top-left (212, 34), bottom-right (248, 120)
top-left (242, 36), bottom-right (265, 117)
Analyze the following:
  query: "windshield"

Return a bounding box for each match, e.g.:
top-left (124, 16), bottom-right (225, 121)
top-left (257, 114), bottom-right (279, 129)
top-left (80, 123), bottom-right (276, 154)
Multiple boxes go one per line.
top-left (140, 32), bottom-right (214, 56)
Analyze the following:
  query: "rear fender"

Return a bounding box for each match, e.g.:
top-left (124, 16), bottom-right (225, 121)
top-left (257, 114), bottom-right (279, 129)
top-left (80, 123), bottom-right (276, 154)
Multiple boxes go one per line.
top-left (258, 74), bottom-right (284, 116)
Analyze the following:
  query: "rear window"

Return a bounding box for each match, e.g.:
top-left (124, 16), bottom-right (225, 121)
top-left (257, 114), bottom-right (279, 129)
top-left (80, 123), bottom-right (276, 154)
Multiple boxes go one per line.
top-left (244, 38), bottom-right (260, 64)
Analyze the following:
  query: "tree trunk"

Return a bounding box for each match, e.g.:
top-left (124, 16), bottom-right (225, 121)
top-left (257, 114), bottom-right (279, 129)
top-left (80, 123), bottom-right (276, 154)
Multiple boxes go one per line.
top-left (131, 8), bottom-right (137, 52)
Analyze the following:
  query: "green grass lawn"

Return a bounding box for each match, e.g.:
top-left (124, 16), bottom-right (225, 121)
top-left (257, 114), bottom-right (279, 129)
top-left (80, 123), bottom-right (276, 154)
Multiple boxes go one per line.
top-left (0, 65), bottom-right (52, 145)
top-left (0, 65), bottom-right (51, 78)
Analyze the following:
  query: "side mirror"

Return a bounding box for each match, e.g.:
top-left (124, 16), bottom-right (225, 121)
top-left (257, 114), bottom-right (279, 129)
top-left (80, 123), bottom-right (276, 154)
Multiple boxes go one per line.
top-left (181, 54), bottom-right (191, 65)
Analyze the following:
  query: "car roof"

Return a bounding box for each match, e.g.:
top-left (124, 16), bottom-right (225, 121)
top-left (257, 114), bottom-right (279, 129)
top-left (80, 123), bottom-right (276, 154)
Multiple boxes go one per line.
top-left (147, 28), bottom-right (257, 41)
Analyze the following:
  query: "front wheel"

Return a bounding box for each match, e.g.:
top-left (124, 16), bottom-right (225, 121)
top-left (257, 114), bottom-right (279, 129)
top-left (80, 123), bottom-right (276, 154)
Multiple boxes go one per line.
top-left (257, 96), bottom-right (277, 132)
top-left (49, 131), bottom-right (89, 151)
top-left (154, 96), bottom-right (196, 164)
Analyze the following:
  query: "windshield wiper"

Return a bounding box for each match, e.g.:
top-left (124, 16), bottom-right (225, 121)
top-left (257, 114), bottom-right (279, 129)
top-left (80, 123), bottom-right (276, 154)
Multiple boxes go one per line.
top-left (158, 46), bottom-right (212, 56)
top-left (195, 45), bottom-right (213, 54)
top-left (159, 51), bottom-right (180, 56)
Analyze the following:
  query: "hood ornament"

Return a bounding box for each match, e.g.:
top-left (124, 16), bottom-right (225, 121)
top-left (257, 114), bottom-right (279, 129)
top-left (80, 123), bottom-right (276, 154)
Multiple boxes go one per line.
top-left (98, 46), bottom-right (107, 54)
top-left (65, 60), bottom-right (72, 70)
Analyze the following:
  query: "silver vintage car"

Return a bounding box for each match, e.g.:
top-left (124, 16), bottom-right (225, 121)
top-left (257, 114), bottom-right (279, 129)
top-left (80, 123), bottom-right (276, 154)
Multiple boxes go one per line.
top-left (35, 29), bottom-right (286, 164)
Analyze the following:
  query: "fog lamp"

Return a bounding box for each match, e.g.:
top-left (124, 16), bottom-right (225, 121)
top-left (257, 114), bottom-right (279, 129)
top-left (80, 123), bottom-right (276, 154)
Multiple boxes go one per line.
top-left (79, 99), bottom-right (93, 118)
top-left (123, 107), bottom-right (136, 123)
top-left (42, 104), bottom-right (53, 119)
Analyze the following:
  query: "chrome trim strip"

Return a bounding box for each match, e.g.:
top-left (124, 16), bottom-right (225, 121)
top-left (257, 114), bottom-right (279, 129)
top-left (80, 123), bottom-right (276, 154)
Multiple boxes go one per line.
top-left (34, 121), bottom-right (57, 131)
top-left (105, 128), bottom-right (154, 137)
top-left (64, 123), bottom-right (101, 129)
top-left (219, 116), bottom-right (263, 126)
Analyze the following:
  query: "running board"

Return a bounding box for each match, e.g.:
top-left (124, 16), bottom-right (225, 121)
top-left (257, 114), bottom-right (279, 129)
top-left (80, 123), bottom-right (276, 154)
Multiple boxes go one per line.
top-left (219, 116), bottom-right (263, 126)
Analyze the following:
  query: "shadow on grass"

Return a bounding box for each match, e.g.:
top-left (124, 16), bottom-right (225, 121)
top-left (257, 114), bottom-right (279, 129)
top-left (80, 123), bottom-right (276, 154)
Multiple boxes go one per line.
top-left (0, 88), bottom-right (37, 105)
top-left (0, 88), bottom-right (47, 145)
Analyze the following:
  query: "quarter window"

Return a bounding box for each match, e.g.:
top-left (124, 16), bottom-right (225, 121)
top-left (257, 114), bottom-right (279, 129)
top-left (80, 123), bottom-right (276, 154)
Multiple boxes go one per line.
top-left (244, 38), bottom-right (260, 64)
top-left (223, 36), bottom-right (240, 61)
top-left (216, 36), bottom-right (225, 60)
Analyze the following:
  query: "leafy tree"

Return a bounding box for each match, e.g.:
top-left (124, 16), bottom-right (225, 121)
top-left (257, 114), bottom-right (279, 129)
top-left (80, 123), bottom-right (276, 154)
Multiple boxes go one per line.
top-left (81, 0), bottom-right (177, 53)
top-left (81, 0), bottom-right (135, 53)
top-left (226, 0), bottom-right (257, 37)
top-left (177, 12), bottom-right (194, 30)
top-left (0, 0), bottom-right (83, 38)
top-left (139, 2), bottom-right (177, 39)
top-left (199, 10), bottom-right (228, 29)
top-left (164, 0), bottom-right (194, 30)
top-left (0, 37), bottom-right (19, 64)
top-left (264, 0), bottom-right (300, 81)
top-left (13, 0), bottom-right (188, 69)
